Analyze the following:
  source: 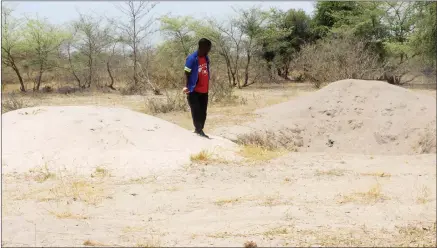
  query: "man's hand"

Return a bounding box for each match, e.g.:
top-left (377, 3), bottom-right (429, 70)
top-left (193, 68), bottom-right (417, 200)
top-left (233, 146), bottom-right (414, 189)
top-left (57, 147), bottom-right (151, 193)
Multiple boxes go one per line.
top-left (182, 87), bottom-right (189, 94)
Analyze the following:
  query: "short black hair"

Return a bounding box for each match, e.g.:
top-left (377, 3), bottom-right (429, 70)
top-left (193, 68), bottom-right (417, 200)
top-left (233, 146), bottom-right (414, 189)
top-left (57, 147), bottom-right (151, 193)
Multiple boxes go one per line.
top-left (198, 38), bottom-right (212, 48)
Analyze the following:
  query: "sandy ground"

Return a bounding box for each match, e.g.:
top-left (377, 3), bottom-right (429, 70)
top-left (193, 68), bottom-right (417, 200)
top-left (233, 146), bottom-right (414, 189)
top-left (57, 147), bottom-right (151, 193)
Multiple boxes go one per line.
top-left (2, 81), bottom-right (436, 247)
top-left (2, 153), bottom-right (435, 247)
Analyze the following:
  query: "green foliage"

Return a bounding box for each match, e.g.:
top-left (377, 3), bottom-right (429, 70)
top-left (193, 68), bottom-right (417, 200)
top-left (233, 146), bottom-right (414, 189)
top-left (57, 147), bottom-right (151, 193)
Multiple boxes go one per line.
top-left (410, 2), bottom-right (436, 66)
top-left (313, 1), bottom-right (361, 38)
top-left (159, 15), bottom-right (196, 56)
top-left (22, 18), bottom-right (68, 71)
top-left (1, 6), bottom-right (25, 64)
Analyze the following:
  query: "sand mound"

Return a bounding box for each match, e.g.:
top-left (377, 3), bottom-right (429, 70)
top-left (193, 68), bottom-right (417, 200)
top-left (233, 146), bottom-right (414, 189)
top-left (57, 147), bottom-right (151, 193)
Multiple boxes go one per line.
top-left (215, 79), bottom-right (436, 155)
top-left (2, 106), bottom-right (236, 177)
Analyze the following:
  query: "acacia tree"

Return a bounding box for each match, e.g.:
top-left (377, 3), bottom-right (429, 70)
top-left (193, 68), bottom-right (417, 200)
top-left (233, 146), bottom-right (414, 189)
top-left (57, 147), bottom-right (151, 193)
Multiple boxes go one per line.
top-left (1, 6), bottom-right (26, 92)
top-left (117, 1), bottom-right (157, 87)
top-left (210, 18), bottom-right (244, 87)
top-left (236, 7), bottom-right (267, 87)
top-left (160, 15), bottom-right (195, 57)
top-left (71, 13), bottom-right (111, 88)
top-left (22, 18), bottom-right (67, 91)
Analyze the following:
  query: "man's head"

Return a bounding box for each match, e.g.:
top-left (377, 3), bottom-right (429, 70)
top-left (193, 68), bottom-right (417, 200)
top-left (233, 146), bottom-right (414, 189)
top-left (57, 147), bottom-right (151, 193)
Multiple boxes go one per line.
top-left (198, 38), bottom-right (212, 56)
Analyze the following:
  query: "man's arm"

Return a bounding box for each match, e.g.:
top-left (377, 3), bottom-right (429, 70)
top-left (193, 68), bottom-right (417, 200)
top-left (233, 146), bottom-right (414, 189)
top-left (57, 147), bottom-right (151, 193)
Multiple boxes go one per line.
top-left (183, 56), bottom-right (194, 93)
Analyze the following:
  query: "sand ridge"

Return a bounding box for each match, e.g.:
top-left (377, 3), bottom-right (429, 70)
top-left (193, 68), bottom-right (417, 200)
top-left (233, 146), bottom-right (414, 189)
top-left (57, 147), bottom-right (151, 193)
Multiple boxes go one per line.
top-left (214, 79), bottom-right (436, 155)
top-left (2, 106), bottom-right (237, 178)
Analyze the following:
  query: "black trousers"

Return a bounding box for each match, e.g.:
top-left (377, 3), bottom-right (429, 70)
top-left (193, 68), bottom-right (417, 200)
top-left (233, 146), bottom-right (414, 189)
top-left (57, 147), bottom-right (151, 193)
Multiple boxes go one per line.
top-left (187, 91), bottom-right (208, 132)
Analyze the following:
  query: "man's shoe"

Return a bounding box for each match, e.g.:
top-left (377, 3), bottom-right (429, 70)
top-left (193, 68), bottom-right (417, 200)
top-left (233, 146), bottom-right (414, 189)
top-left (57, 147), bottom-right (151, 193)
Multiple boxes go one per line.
top-left (198, 130), bottom-right (210, 139)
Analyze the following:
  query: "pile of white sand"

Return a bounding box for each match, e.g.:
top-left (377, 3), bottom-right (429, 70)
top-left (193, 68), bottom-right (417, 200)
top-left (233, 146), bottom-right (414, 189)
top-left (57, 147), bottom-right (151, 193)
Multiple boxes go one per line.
top-left (215, 79), bottom-right (436, 155)
top-left (2, 106), bottom-right (236, 177)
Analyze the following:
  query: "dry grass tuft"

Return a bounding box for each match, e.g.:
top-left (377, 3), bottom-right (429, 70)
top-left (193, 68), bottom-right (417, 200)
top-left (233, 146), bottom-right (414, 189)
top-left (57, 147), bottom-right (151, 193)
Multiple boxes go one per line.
top-left (235, 129), bottom-right (301, 151)
top-left (49, 210), bottom-right (88, 220)
top-left (339, 183), bottom-right (388, 204)
top-left (244, 240), bottom-right (258, 248)
top-left (48, 177), bottom-right (107, 205)
top-left (214, 197), bottom-right (242, 207)
top-left (315, 169), bottom-right (347, 177)
top-left (417, 129), bottom-right (436, 154)
top-left (1, 93), bottom-right (28, 114)
top-left (146, 91), bottom-right (187, 114)
top-left (416, 186), bottom-right (432, 204)
top-left (263, 227), bottom-right (289, 236)
top-left (190, 150), bottom-right (212, 163)
top-left (91, 166), bottom-right (110, 178)
top-left (260, 195), bottom-right (290, 207)
top-left (135, 238), bottom-right (161, 247)
top-left (395, 222), bottom-right (436, 247)
top-left (239, 145), bottom-right (286, 162)
top-left (29, 163), bottom-right (56, 183)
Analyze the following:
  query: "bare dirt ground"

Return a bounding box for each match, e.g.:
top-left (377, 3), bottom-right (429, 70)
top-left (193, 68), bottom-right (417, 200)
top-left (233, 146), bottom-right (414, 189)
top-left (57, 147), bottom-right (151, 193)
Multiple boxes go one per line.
top-left (2, 81), bottom-right (436, 247)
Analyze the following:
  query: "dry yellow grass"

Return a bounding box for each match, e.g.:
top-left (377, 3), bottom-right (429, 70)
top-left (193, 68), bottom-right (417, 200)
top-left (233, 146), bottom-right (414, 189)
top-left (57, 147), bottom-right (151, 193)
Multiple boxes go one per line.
top-left (263, 227), bottom-right (289, 236)
top-left (190, 150), bottom-right (212, 163)
top-left (48, 210), bottom-right (88, 220)
top-left (28, 163), bottom-right (56, 183)
top-left (214, 197), bottom-right (242, 207)
top-left (135, 238), bottom-right (161, 247)
top-left (339, 183), bottom-right (388, 204)
top-left (46, 177), bottom-right (108, 205)
top-left (239, 145), bottom-right (285, 162)
top-left (91, 166), bottom-right (110, 178)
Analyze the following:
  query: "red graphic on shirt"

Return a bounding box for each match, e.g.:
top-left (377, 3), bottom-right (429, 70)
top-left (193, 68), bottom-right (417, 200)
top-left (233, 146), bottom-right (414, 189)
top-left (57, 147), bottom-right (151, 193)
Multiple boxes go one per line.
top-left (194, 56), bottom-right (208, 93)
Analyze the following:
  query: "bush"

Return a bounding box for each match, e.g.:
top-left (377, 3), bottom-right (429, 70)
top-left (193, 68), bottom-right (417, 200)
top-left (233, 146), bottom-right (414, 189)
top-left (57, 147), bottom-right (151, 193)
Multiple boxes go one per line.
top-left (146, 90), bottom-right (187, 114)
top-left (235, 129), bottom-right (303, 151)
top-left (294, 35), bottom-right (382, 88)
top-left (210, 75), bottom-right (246, 105)
top-left (2, 93), bottom-right (27, 114)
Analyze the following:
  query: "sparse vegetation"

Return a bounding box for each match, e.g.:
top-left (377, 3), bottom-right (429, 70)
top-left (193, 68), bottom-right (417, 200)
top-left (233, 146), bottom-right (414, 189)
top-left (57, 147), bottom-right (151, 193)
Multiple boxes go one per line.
top-left (339, 183), bottom-right (388, 204)
top-left (29, 163), bottom-right (56, 183)
top-left (92, 166), bottom-right (110, 178)
top-left (238, 145), bottom-right (285, 162)
top-left (416, 186), bottom-right (432, 204)
top-left (417, 129), bottom-right (436, 154)
top-left (48, 210), bottom-right (88, 220)
top-left (2, 93), bottom-right (28, 113)
top-left (190, 150), bottom-right (212, 163)
top-left (214, 197), bottom-right (242, 207)
top-left (263, 227), bottom-right (289, 236)
top-left (146, 91), bottom-right (187, 114)
top-left (47, 176), bottom-right (108, 205)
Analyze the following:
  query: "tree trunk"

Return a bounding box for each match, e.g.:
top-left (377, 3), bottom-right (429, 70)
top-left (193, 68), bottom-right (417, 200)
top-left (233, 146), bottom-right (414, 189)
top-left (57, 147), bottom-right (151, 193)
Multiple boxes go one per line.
top-left (11, 63), bottom-right (25, 92)
top-left (107, 60), bottom-right (115, 90)
top-left (35, 63), bottom-right (44, 91)
top-left (243, 53), bottom-right (251, 87)
top-left (67, 44), bottom-right (82, 88)
top-left (133, 19), bottom-right (138, 86)
top-left (87, 48), bottom-right (93, 88)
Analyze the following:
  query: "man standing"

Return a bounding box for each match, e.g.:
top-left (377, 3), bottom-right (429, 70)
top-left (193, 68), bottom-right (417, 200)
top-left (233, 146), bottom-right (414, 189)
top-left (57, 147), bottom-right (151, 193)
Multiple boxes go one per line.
top-left (183, 38), bottom-right (212, 138)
